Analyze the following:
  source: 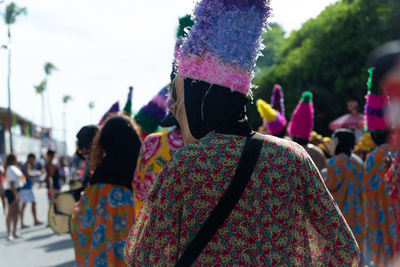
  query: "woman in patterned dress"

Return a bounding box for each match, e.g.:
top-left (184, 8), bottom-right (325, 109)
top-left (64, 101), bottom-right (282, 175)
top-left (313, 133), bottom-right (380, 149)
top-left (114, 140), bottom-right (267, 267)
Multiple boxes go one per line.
top-left (124, 1), bottom-right (359, 265)
top-left (324, 129), bottom-right (366, 261)
top-left (132, 128), bottom-right (183, 216)
top-left (71, 115), bottom-right (141, 266)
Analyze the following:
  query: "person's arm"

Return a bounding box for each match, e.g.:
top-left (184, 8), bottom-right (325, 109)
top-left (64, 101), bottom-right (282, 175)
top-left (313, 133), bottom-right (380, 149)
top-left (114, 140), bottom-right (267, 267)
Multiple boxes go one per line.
top-left (299, 147), bottom-right (360, 266)
top-left (47, 163), bottom-right (56, 201)
top-left (24, 164), bottom-right (40, 179)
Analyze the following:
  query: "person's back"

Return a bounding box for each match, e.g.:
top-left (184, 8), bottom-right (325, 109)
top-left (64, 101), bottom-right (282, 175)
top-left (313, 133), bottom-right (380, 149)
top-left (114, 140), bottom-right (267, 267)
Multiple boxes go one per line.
top-left (125, 132), bottom-right (359, 266)
top-left (325, 153), bottom-right (365, 259)
top-left (364, 143), bottom-right (397, 264)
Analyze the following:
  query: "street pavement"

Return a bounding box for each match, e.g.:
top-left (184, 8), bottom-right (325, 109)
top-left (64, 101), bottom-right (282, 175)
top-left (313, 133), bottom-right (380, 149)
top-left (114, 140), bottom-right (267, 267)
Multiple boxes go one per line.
top-left (0, 188), bottom-right (76, 267)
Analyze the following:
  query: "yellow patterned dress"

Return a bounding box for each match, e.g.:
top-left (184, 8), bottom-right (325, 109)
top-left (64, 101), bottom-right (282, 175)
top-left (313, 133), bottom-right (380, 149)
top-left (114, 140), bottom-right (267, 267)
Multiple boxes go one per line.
top-left (132, 129), bottom-right (183, 216)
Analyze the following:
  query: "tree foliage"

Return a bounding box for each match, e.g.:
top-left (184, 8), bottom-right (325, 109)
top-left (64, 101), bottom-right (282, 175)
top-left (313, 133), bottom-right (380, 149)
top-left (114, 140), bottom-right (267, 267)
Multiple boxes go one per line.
top-left (44, 62), bottom-right (57, 76)
top-left (249, 0), bottom-right (398, 136)
top-left (4, 2), bottom-right (26, 25)
top-left (34, 79), bottom-right (47, 94)
top-left (62, 95), bottom-right (72, 104)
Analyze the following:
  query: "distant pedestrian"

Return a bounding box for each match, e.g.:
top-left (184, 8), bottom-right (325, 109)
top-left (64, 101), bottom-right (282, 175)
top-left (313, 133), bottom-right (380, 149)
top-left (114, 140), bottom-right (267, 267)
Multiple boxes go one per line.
top-left (45, 150), bottom-right (61, 202)
top-left (20, 153), bottom-right (43, 228)
top-left (0, 159), bottom-right (6, 214)
top-left (4, 154), bottom-right (25, 241)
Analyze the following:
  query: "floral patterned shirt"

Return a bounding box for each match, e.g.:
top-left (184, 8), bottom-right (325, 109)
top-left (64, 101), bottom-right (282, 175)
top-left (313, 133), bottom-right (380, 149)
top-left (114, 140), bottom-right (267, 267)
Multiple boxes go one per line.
top-left (124, 132), bottom-right (359, 266)
top-left (132, 129), bottom-right (183, 216)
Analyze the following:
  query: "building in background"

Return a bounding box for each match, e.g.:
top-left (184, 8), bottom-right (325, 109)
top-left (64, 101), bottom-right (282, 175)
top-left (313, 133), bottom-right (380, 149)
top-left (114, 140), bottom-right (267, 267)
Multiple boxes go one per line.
top-left (0, 107), bottom-right (67, 161)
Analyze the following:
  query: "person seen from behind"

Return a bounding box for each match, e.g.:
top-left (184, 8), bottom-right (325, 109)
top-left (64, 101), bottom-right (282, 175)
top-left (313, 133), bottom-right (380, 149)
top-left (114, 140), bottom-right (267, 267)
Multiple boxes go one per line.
top-left (4, 154), bottom-right (25, 241)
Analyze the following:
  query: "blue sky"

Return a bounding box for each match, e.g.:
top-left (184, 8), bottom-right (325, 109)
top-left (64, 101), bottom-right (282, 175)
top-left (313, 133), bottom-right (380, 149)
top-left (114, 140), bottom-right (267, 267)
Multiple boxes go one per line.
top-left (0, 0), bottom-right (338, 153)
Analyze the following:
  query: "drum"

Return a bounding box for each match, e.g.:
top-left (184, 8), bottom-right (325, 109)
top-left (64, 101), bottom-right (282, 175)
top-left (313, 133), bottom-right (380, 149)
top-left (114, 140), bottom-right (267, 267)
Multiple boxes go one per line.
top-left (48, 192), bottom-right (76, 234)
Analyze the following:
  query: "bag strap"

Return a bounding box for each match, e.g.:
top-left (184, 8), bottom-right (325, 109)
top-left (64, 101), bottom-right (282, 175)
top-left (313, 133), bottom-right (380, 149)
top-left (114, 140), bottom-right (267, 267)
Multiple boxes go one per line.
top-left (175, 133), bottom-right (265, 267)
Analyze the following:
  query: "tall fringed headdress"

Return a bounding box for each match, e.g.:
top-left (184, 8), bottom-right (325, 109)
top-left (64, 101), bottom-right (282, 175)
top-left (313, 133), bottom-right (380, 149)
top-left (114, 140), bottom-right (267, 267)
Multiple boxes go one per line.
top-left (271, 84), bottom-right (285, 117)
top-left (364, 67), bottom-right (389, 132)
top-left (134, 86), bottom-right (169, 135)
top-left (170, 14), bottom-right (195, 84)
top-left (288, 91), bottom-right (314, 140)
top-left (99, 101), bottom-right (120, 126)
top-left (177, 0), bottom-right (271, 95)
top-left (256, 99), bottom-right (286, 136)
top-left (123, 86), bottom-right (133, 117)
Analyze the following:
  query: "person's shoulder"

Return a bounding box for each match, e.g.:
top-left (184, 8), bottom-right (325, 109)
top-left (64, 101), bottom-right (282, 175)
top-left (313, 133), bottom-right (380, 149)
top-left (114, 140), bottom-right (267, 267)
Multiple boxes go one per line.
top-left (262, 135), bottom-right (309, 160)
top-left (350, 154), bottom-right (364, 166)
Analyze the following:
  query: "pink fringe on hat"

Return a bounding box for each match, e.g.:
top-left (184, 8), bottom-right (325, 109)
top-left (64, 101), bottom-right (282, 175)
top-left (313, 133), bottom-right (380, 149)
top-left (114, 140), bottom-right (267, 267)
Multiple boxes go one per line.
top-left (288, 91), bottom-right (314, 140)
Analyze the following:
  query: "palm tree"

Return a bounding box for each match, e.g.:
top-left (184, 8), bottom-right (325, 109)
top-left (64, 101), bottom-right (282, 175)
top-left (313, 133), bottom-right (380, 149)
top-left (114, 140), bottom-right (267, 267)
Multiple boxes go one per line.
top-left (34, 79), bottom-right (47, 127)
top-left (3, 2), bottom-right (27, 153)
top-left (62, 95), bottom-right (72, 149)
top-left (44, 62), bottom-right (57, 130)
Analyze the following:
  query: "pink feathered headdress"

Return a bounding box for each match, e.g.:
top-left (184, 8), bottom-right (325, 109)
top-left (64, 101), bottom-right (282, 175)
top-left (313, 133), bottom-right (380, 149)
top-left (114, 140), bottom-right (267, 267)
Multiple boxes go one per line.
top-left (288, 91), bottom-right (314, 140)
top-left (177, 0), bottom-right (271, 95)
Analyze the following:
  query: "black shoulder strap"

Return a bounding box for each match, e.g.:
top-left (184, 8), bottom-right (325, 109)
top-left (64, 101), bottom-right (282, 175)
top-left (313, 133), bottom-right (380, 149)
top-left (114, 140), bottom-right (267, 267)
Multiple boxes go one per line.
top-left (175, 133), bottom-right (265, 267)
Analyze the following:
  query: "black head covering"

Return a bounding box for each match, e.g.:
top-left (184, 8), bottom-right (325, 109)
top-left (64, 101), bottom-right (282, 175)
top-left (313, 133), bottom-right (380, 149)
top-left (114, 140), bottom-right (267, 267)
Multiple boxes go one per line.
top-left (183, 78), bottom-right (252, 139)
top-left (332, 129), bottom-right (355, 156)
top-left (90, 116), bottom-right (141, 190)
top-left (293, 137), bottom-right (309, 146)
top-left (371, 130), bottom-right (389, 147)
top-left (76, 125), bottom-right (99, 158)
top-left (159, 112), bottom-right (180, 128)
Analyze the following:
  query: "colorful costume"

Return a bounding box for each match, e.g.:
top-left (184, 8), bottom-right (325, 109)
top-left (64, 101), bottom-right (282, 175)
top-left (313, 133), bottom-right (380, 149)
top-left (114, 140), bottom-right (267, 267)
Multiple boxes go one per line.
top-left (71, 116), bottom-right (141, 267)
top-left (256, 98), bottom-right (286, 136)
top-left (363, 67), bottom-right (396, 265)
top-left (325, 154), bottom-right (366, 258)
top-left (124, 0), bottom-right (359, 265)
top-left (365, 144), bottom-right (397, 265)
top-left (386, 154), bottom-right (400, 255)
top-left (71, 184), bottom-right (135, 266)
top-left (132, 129), bottom-right (183, 216)
top-left (288, 92), bottom-right (327, 171)
top-left (125, 132), bottom-right (359, 266)
top-left (134, 86), bottom-right (169, 140)
top-left (131, 15), bottom-right (191, 216)
top-left (99, 101), bottom-right (120, 126)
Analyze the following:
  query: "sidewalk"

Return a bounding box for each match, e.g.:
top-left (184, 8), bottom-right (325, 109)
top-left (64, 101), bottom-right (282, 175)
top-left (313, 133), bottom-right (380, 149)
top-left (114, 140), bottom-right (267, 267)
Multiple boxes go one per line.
top-left (0, 188), bottom-right (75, 267)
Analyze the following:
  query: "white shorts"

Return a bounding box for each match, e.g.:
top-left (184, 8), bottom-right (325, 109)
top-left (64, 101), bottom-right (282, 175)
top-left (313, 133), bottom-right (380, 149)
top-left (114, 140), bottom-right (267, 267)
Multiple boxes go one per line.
top-left (19, 189), bottom-right (36, 203)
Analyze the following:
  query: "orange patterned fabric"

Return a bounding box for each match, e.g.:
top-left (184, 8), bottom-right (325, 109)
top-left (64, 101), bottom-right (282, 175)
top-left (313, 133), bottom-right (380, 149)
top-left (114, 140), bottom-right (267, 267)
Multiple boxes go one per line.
top-left (325, 154), bottom-right (366, 259)
top-left (71, 183), bottom-right (135, 267)
top-left (364, 144), bottom-right (397, 266)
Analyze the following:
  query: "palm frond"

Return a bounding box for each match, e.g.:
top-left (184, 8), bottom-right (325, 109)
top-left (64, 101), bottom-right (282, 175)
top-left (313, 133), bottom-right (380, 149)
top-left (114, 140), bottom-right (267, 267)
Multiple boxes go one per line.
top-left (34, 79), bottom-right (47, 94)
top-left (44, 62), bottom-right (57, 75)
top-left (4, 2), bottom-right (27, 25)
